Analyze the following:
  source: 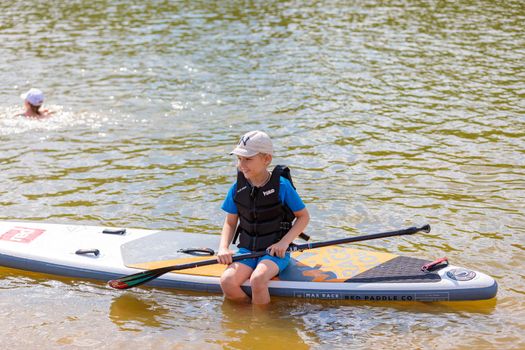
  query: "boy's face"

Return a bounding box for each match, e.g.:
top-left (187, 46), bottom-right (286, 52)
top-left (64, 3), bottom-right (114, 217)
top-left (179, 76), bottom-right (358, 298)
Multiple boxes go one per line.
top-left (236, 153), bottom-right (272, 180)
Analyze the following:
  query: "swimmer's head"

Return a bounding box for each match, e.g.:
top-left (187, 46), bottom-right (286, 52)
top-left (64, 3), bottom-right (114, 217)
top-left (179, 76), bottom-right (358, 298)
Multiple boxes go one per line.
top-left (21, 88), bottom-right (44, 107)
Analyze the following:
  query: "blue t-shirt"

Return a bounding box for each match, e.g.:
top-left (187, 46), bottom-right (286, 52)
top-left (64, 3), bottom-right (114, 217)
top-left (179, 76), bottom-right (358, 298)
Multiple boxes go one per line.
top-left (221, 177), bottom-right (306, 214)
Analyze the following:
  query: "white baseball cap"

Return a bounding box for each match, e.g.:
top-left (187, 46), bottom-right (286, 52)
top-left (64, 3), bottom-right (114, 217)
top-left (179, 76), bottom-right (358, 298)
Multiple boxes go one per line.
top-left (20, 88), bottom-right (44, 106)
top-left (230, 130), bottom-right (273, 157)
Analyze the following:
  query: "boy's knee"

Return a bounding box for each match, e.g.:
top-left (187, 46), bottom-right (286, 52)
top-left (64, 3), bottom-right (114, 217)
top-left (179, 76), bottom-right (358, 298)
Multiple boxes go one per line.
top-left (220, 273), bottom-right (240, 291)
top-left (220, 274), bottom-right (232, 288)
top-left (249, 273), bottom-right (269, 291)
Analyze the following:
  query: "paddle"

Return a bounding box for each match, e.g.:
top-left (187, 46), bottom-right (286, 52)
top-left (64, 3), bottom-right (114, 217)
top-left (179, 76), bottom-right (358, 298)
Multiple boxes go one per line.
top-left (108, 224), bottom-right (430, 290)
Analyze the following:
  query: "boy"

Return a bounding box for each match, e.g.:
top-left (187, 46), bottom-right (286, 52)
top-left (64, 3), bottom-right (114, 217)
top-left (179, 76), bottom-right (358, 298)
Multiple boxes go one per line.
top-left (218, 130), bottom-right (310, 304)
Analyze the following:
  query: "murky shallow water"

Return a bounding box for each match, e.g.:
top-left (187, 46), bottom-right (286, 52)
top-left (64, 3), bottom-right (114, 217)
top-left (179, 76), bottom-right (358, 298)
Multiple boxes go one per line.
top-left (1, 1), bottom-right (524, 349)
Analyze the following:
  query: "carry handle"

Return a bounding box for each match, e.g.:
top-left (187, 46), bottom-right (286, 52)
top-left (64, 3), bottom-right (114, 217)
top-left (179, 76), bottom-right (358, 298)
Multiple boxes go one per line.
top-left (177, 248), bottom-right (215, 256)
top-left (75, 249), bottom-right (100, 256)
top-left (102, 228), bottom-right (126, 235)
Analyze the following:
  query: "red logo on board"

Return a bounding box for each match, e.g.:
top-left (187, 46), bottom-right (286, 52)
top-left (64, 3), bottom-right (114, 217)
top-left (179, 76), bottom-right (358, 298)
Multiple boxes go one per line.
top-left (1, 227), bottom-right (45, 243)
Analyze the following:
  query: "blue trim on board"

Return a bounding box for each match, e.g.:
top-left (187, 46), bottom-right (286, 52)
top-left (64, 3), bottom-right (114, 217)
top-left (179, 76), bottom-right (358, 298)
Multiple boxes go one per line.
top-left (0, 253), bottom-right (120, 281)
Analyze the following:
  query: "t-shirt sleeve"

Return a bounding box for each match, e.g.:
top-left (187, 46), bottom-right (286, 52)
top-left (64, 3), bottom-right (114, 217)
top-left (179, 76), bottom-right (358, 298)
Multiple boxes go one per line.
top-left (221, 183), bottom-right (238, 214)
top-left (280, 177), bottom-right (306, 212)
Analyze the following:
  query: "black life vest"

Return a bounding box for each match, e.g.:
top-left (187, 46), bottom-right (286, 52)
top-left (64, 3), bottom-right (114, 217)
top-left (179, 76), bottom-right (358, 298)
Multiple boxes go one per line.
top-left (233, 165), bottom-right (296, 251)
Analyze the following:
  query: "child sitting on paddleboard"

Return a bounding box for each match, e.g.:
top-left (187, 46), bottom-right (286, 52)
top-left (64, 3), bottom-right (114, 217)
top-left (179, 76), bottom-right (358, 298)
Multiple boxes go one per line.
top-left (17, 88), bottom-right (53, 119)
top-left (218, 130), bottom-right (310, 304)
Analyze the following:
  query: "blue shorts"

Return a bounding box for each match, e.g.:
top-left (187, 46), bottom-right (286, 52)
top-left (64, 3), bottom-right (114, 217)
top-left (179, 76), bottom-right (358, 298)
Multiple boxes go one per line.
top-left (235, 248), bottom-right (291, 273)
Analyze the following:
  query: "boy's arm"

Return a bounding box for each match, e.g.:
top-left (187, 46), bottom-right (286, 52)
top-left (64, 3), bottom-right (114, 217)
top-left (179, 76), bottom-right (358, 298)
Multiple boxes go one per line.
top-left (280, 208), bottom-right (310, 246)
top-left (217, 213), bottom-right (238, 264)
top-left (267, 207), bottom-right (310, 258)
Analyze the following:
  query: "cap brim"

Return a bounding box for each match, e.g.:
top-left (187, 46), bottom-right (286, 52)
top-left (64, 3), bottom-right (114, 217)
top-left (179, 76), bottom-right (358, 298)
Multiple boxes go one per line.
top-left (229, 147), bottom-right (259, 157)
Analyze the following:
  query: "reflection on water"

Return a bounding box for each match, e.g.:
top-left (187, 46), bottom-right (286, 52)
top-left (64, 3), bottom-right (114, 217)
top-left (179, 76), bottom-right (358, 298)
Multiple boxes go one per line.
top-left (109, 293), bottom-right (170, 331)
top-left (0, 0), bottom-right (524, 349)
top-left (220, 300), bottom-right (311, 350)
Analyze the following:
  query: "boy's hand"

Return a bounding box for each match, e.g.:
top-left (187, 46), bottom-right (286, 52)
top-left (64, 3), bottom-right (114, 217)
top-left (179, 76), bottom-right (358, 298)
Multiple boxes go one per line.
top-left (217, 248), bottom-right (234, 264)
top-left (267, 241), bottom-right (289, 258)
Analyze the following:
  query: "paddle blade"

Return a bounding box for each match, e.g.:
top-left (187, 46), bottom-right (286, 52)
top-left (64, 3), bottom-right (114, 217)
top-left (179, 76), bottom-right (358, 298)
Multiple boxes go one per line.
top-left (108, 269), bottom-right (168, 289)
top-left (108, 279), bottom-right (131, 289)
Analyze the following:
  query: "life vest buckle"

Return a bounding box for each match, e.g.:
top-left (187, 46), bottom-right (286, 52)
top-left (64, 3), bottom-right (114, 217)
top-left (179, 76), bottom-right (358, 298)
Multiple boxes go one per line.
top-left (280, 222), bottom-right (291, 230)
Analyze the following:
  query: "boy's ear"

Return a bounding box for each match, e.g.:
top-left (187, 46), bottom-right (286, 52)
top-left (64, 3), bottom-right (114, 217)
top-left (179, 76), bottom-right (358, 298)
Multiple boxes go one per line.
top-left (265, 154), bottom-right (273, 165)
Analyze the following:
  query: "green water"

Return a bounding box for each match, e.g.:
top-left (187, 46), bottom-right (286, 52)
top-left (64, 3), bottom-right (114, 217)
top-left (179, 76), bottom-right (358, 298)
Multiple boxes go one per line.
top-left (0, 1), bottom-right (524, 349)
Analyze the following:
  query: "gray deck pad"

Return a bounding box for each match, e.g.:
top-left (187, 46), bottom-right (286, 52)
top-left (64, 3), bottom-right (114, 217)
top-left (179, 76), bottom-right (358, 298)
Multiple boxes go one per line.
top-left (349, 256), bottom-right (442, 283)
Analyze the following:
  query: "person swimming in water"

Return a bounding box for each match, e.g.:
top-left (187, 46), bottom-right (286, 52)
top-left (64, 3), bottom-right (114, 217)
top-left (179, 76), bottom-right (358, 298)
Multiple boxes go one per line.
top-left (17, 88), bottom-right (53, 118)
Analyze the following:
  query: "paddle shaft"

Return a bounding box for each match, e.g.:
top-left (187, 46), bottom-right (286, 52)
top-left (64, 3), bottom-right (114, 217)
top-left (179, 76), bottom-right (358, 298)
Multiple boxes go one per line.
top-left (177, 225), bottom-right (431, 268)
top-left (291, 224), bottom-right (430, 251)
top-left (108, 224), bottom-right (430, 289)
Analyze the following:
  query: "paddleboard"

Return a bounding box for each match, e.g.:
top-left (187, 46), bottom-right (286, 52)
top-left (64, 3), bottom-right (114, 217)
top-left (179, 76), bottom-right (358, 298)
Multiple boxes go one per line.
top-left (0, 221), bottom-right (497, 301)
